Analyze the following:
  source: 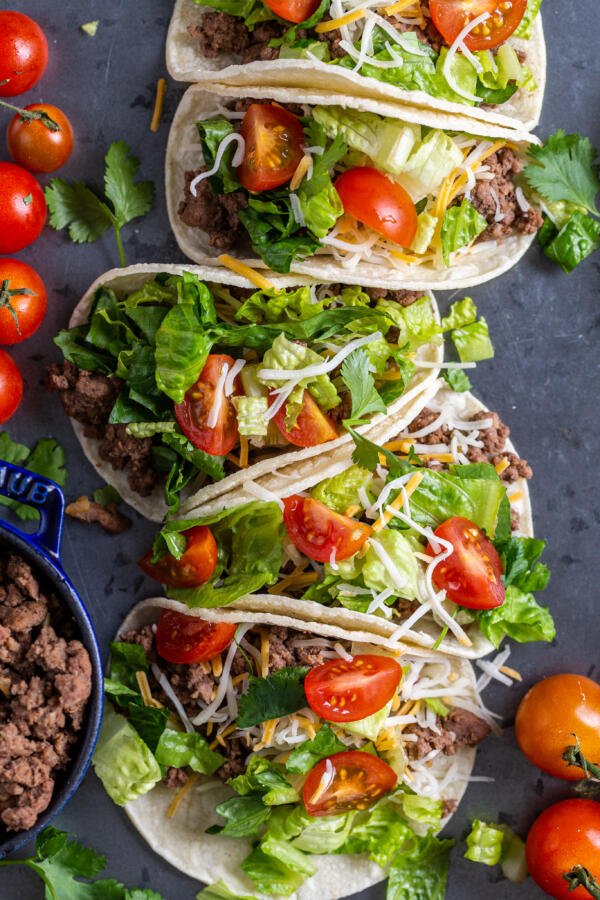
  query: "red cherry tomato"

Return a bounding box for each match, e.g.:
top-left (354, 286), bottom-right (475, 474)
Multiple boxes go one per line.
top-left (283, 495), bottom-right (372, 563)
top-left (0, 11), bottom-right (48, 97)
top-left (139, 526), bottom-right (218, 589)
top-left (334, 167), bottom-right (418, 247)
top-left (155, 610), bottom-right (236, 665)
top-left (0, 349), bottom-right (23, 423)
top-left (238, 103), bottom-right (305, 193)
top-left (304, 654), bottom-right (403, 723)
top-left (7, 104), bottom-right (74, 174)
top-left (0, 162), bottom-right (46, 253)
top-left (526, 799), bottom-right (600, 900)
top-left (303, 750), bottom-right (397, 816)
top-left (515, 674), bottom-right (600, 781)
top-left (263, 0), bottom-right (321, 23)
top-left (426, 516), bottom-right (505, 610)
top-left (174, 354), bottom-right (240, 456)
top-left (272, 389), bottom-right (339, 448)
top-left (0, 259), bottom-right (47, 345)
top-left (429, 0), bottom-right (528, 52)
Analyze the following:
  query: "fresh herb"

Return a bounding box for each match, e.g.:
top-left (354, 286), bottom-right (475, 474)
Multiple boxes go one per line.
top-left (93, 484), bottom-right (123, 507)
top-left (443, 368), bottom-right (471, 392)
top-left (0, 433), bottom-right (67, 522)
top-left (237, 666), bottom-right (309, 728)
top-left (340, 349), bottom-right (387, 426)
top-left (45, 141), bottom-right (154, 266)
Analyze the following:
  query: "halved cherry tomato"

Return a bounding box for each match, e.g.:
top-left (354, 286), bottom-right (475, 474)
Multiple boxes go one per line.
top-left (263, 0), bottom-right (321, 23)
top-left (272, 389), bottom-right (339, 448)
top-left (155, 610), bottom-right (236, 664)
top-left (283, 495), bottom-right (372, 563)
top-left (139, 526), bottom-right (218, 589)
top-left (0, 162), bottom-right (46, 253)
top-left (7, 104), bottom-right (74, 173)
top-left (426, 516), bottom-right (505, 610)
top-left (334, 167), bottom-right (418, 247)
top-left (515, 674), bottom-right (600, 781)
top-left (174, 354), bottom-right (240, 456)
top-left (526, 799), bottom-right (600, 900)
top-left (0, 349), bottom-right (23, 423)
top-left (0, 259), bottom-right (47, 345)
top-left (0, 11), bottom-right (48, 97)
top-left (238, 103), bottom-right (305, 193)
top-left (305, 654), bottom-right (403, 723)
top-left (429, 0), bottom-right (527, 52)
top-left (303, 750), bottom-right (397, 816)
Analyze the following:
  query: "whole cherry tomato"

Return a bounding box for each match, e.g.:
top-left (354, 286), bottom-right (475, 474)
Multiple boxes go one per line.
top-left (0, 349), bottom-right (23, 423)
top-left (0, 11), bottom-right (48, 97)
top-left (7, 104), bottom-right (74, 173)
top-left (0, 162), bottom-right (46, 253)
top-left (0, 259), bottom-right (47, 344)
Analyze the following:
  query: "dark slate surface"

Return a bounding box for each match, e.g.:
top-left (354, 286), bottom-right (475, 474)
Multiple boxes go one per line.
top-left (2, 1), bottom-right (599, 897)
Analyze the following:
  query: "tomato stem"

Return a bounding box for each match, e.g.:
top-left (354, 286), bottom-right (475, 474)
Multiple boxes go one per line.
top-left (0, 98), bottom-right (60, 131)
top-left (113, 225), bottom-right (127, 267)
top-left (563, 735), bottom-right (600, 781)
top-left (564, 866), bottom-right (600, 898)
top-left (0, 279), bottom-right (34, 336)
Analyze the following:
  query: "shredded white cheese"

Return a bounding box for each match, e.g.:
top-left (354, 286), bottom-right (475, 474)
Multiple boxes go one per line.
top-left (258, 332), bottom-right (382, 383)
top-left (224, 358), bottom-right (245, 396)
top-left (206, 362), bottom-right (230, 429)
top-left (442, 12), bottom-right (490, 103)
top-left (190, 133), bottom-right (245, 196)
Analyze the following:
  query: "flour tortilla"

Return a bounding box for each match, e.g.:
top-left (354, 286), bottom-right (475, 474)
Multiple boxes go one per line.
top-left (166, 84), bottom-right (540, 291)
top-left (179, 383), bottom-right (534, 660)
top-left (67, 263), bottom-right (442, 521)
top-left (166, 0), bottom-right (546, 133)
top-left (118, 598), bottom-right (478, 899)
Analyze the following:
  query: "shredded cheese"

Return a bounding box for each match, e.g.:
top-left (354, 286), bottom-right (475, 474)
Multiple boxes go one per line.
top-left (315, 8), bottom-right (366, 32)
top-left (150, 78), bottom-right (166, 133)
top-left (495, 458), bottom-right (510, 475)
top-left (442, 12), bottom-right (491, 103)
top-left (509, 491), bottom-right (524, 504)
top-left (135, 671), bottom-right (160, 708)
top-left (260, 631), bottom-right (270, 678)
top-left (382, 0), bottom-right (418, 14)
top-left (268, 571), bottom-right (318, 594)
top-left (211, 654), bottom-right (223, 678)
top-left (166, 772), bottom-right (200, 819)
top-left (190, 135), bottom-right (245, 196)
top-left (289, 154), bottom-right (313, 190)
top-left (383, 439), bottom-right (414, 453)
top-left (239, 435), bottom-right (249, 468)
top-left (217, 255), bottom-right (275, 291)
top-left (373, 471), bottom-right (423, 531)
top-left (499, 664), bottom-right (523, 682)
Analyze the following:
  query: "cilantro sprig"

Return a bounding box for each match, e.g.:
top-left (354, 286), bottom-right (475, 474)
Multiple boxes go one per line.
top-left (45, 141), bottom-right (154, 266)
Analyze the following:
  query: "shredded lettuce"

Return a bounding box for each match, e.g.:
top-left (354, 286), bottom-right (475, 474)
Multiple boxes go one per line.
top-left (311, 464), bottom-right (372, 513)
top-left (475, 584), bottom-right (555, 648)
top-left (401, 794), bottom-right (444, 829)
top-left (92, 706), bottom-right (161, 805)
top-left (387, 834), bottom-right (454, 900)
top-left (397, 130), bottom-right (464, 199)
top-left (451, 318), bottom-right (494, 363)
top-left (361, 529), bottom-right (421, 600)
top-left (285, 725), bottom-right (346, 774)
top-left (514, 0), bottom-right (544, 39)
top-left (440, 199), bottom-right (488, 266)
top-left (343, 701), bottom-right (393, 741)
top-left (232, 395), bottom-right (268, 436)
top-left (464, 819), bottom-right (504, 866)
top-left (229, 756), bottom-right (299, 807)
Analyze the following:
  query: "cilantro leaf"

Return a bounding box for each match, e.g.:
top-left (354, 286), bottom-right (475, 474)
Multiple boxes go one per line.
top-left (0, 435), bottom-right (67, 522)
top-left (340, 349), bottom-right (387, 426)
top-left (524, 131), bottom-right (600, 216)
top-left (45, 180), bottom-right (114, 243)
top-left (237, 666), bottom-right (309, 728)
top-left (442, 368), bottom-right (471, 392)
top-left (93, 485), bottom-right (122, 507)
top-left (104, 141), bottom-right (155, 227)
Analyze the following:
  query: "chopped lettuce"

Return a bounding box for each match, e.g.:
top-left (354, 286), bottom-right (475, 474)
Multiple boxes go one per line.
top-left (387, 834), bottom-right (454, 900)
top-left (440, 199), bottom-right (488, 266)
top-left (451, 318), bottom-right (494, 363)
top-left (464, 819), bottom-right (505, 866)
top-left (343, 701), bottom-right (392, 741)
top-left (298, 181), bottom-right (343, 239)
top-left (411, 211), bottom-right (438, 254)
top-left (285, 725), bottom-right (346, 774)
top-left (401, 794), bottom-right (444, 829)
top-left (154, 728), bottom-right (223, 776)
top-left (196, 882), bottom-right (258, 900)
top-left (538, 210), bottom-right (600, 273)
top-left (236, 286), bottom-right (325, 323)
top-left (338, 802), bottom-right (413, 869)
top-left (241, 848), bottom-right (306, 897)
top-left (475, 584), bottom-right (555, 648)
top-left (362, 529), bottom-right (421, 600)
top-left (494, 535), bottom-right (550, 591)
top-left (514, 0), bottom-right (544, 38)
top-left (229, 756), bottom-right (298, 807)
top-left (215, 796), bottom-right (273, 839)
top-left (92, 706), bottom-right (161, 805)
top-left (232, 395), bottom-right (268, 437)
top-left (311, 464), bottom-right (373, 514)
top-left (397, 130), bottom-right (464, 199)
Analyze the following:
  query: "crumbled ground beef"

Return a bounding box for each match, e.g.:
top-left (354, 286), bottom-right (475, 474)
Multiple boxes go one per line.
top-left (241, 21), bottom-right (283, 63)
top-left (442, 798), bottom-right (458, 817)
top-left (0, 553), bottom-right (92, 832)
top-left (388, 4), bottom-right (443, 53)
top-left (179, 169), bottom-right (248, 252)
top-left (328, 392), bottom-right (352, 426)
top-left (407, 407), bottom-right (448, 445)
top-left (66, 496), bottom-right (132, 534)
top-left (465, 148), bottom-right (543, 241)
top-left (190, 14), bottom-right (283, 63)
top-left (405, 708), bottom-right (491, 760)
top-left (97, 425), bottom-right (157, 497)
top-left (268, 626), bottom-right (328, 671)
top-left (365, 288), bottom-right (424, 306)
top-left (395, 598), bottom-right (421, 620)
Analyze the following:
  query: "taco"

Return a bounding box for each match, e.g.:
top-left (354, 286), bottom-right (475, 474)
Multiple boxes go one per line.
top-left (47, 263), bottom-right (483, 521)
top-left (148, 383), bottom-right (555, 659)
top-left (167, 84), bottom-right (545, 287)
top-left (166, 0), bottom-right (546, 133)
top-left (94, 598), bottom-right (495, 897)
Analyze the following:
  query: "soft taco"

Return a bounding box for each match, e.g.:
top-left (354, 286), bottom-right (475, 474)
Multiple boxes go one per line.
top-left (166, 0), bottom-right (546, 133)
top-left (147, 383), bottom-right (554, 659)
top-left (167, 84), bottom-right (545, 288)
top-left (47, 263), bottom-right (486, 521)
top-left (94, 598), bottom-right (496, 897)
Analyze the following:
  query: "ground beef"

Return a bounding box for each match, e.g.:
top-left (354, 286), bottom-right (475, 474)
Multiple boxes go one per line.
top-left (119, 624), bottom-right (155, 657)
top-left (395, 598), bottom-right (420, 620)
top-left (97, 425), bottom-right (157, 497)
top-left (365, 288), bottom-right (424, 306)
top-left (179, 169), bottom-right (248, 252)
top-left (405, 708), bottom-right (491, 760)
top-left (267, 626), bottom-right (327, 671)
top-left (491, 451), bottom-right (532, 482)
top-left (466, 148), bottom-right (543, 241)
top-left (0, 553), bottom-right (92, 832)
top-left (442, 798), bottom-right (458, 817)
top-left (46, 362), bottom-right (122, 426)
top-left (163, 766), bottom-right (189, 790)
top-left (388, 7), bottom-right (443, 52)
top-left (241, 21), bottom-right (283, 63)
top-left (189, 13), bottom-right (250, 58)
top-left (328, 392), bottom-right (352, 426)
top-left (407, 407), bottom-right (449, 445)
top-left (217, 736), bottom-right (249, 781)
top-left (66, 495), bottom-right (131, 534)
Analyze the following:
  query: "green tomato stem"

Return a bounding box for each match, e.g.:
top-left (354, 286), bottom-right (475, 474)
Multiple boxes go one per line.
top-left (564, 865), bottom-right (600, 899)
top-left (0, 98), bottom-right (60, 131)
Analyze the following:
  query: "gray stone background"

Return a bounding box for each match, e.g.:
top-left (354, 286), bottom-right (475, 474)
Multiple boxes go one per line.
top-left (2, 1), bottom-right (599, 896)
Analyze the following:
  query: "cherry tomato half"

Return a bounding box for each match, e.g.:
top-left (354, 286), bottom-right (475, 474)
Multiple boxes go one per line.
top-left (426, 516), bottom-right (505, 610)
top-left (155, 610), bottom-right (236, 665)
top-left (429, 0), bottom-right (528, 52)
top-left (526, 799), bottom-right (600, 900)
top-left (139, 525), bottom-right (218, 589)
top-left (515, 674), bottom-right (600, 781)
top-left (0, 349), bottom-right (23, 423)
top-left (0, 259), bottom-right (47, 345)
top-left (174, 354), bottom-right (240, 456)
top-left (263, 0), bottom-right (321, 24)
top-left (7, 104), bottom-right (74, 174)
top-left (272, 389), bottom-right (339, 448)
top-left (334, 167), bottom-right (418, 247)
top-left (305, 654), bottom-right (403, 723)
top-left (303, 750), bottom-right (397, 816)
top-left (0, 162), bottom-right (46, 253)
top-left (0, 11), bottom-right (48, 97)
top-left (238, 103), bottom-right (305, 193)
top-left (283, 495), bottom-right (372, 563)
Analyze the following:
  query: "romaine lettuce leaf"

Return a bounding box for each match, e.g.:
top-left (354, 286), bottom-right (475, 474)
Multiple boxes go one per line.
top-left (196, 881), bottom-right (258, 900)
top-left (311, 464), bottom-right (372, 513)
top-left (154, 728), bottom-right (223, 776)
top-left (440, 199), bottom-right (487, 266)
top-left (398, 129), bottom-right (464, 199)
top-left (475, 584), bottom-right (555, 648)
top-left (285, 725), bottom-right (346, 774)
top-left (451, 318), bottom-right (494, 362)
top-left (464, 819), bottom-right (504, 865)
top-left (232, 396), bottom-right (268, 436)
top-left (240, 848), bottom-right (305, 897)
top-left (214, 796), bottom-right (272, 839)
top-left (343, 701), bottom-right (392, 741)
top-left (514, 0), bottom-right (544, 39)
top-left (386, 834), bottom-right (454, 900)
top-left (401, 794), bottom-right (444, 829)
top-left (337, 802), bottom-right (412, 869)
top-left (93, 707), bottom-right (161, 806)
top-left (362, 529), bottom-right (420, 600)
top-left (229, 756), bottom-right (298, 806)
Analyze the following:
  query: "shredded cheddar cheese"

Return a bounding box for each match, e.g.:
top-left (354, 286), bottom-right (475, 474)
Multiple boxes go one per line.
top-left (218, 255), bottom-right (275, 291)
top-left (239, 435), bottom-right (249, 468)
top-left (382, 0), bottom-right (419, 14)
top-left (166, 772), bottom-right (200, 818)
top-left (315, 8), bottom-right (366, 32)
top-left (135, 671), bottom-right (162, 709)
top-left (226, 452), bottom-right (241, 468)
top-left (268, 572), bottom-right (318, 594)
top-left (289, 154), bottom-right (312, 190)
top-left (260, 631), bottom-right (270, 678)
top-left (373, 471), bottom-right (424, 531)
top-left (150, 77), bottom-right (166, 132)
top-left (499, 664), bottom-right (523, 682)
top-left (344, 504), bottom-right (361, 517)
top-left (211, 654), bottom-right (223, 678)
top-left (383, 438), bottom-right (414, 452)
top-left (509, 491), bottom-right (524, 504)
top-left (495, 458), bottom-right (510, 475)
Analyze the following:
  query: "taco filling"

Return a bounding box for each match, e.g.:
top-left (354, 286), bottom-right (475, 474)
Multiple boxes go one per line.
top-left (178, 96), bottom-right (542, 273)
top-left (186, 0), bottom-right (542, 114)
top-left (94, 610), bottom-right (493, 895)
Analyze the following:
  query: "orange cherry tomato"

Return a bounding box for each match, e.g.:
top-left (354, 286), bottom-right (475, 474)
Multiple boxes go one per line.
top-left (174, 354), bottom-right (240, 456)
top-left (526, 799), bottom-right (600, 900)
top-left (0, 11), bottom-right (48, 97)
top-left (303, 750), bottom-right (397, 816)
top-left (155, 610), bottom-right (236, 664)
top-left (429, 0), bottom-right (528, 52)
top-left (238, 103), bottom-right (305, 193)
top-left (334, 167), bottom-right (418, 247)
top-left (283, 494), bottom-right (372, 563)
top-left (515, 674), bottom-right (600, 781)
top-left (426, 516), bottom-right (505, 610)
top-left (139, 526), bottom-right (218, 589)
top-left (7, 104), bottom-right (74, 173)
top-left (263, 0), bottom-right (321, 25)
top-left (0, 349), bottom-right (23, 423)
top-left (271, 389), bottom-right (339, 448)
top-left (304, 654), bottom-right (403, 723)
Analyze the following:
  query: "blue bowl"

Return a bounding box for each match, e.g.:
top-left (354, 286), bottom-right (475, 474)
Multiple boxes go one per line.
top-left (0, 460), bottom-right (103, 859)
